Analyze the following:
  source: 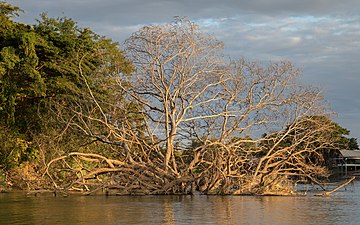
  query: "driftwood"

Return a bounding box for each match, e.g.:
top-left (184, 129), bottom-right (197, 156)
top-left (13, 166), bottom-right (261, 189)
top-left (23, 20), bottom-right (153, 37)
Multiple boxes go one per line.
top-left (44, 151), bottom-right (194, 195)
top-left (43, 149), bottom-right (334, 196)
top-left (315, 176), bottom-right (356, 196)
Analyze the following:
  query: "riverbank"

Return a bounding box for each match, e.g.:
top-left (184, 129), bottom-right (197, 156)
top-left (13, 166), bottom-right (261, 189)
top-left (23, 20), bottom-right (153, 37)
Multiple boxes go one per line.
top-left (0, 163), bottom-right (356, 197)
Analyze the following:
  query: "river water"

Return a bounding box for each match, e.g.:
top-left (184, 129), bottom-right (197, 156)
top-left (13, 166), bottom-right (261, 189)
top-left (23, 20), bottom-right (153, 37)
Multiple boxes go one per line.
top-left (1, 181), bottom-right (359, 225)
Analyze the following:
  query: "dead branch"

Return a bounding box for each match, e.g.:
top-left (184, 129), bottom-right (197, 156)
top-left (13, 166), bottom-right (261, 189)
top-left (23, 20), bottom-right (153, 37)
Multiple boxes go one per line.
top-left (315, 176), bottom-right (356, 196)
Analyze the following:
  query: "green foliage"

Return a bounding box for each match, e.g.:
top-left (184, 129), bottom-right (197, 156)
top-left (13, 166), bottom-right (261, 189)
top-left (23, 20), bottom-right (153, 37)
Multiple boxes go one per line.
top-left (334, 127), bottom-right (359, 150)
top-left (0, 1), bottom-right (22, 31)
top-left (348, 137), bottom-right (359, 149)
top-left (0, 3), bottom-right (133, 171)
top-left (0, 125), bottom-right (36, 169)
top-left (0, 13), bottom-right (45, 126)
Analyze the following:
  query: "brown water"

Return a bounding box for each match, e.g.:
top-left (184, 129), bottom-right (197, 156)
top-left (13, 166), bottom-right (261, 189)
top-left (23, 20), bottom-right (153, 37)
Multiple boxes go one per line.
top-left (1, 182), bottom-right (359, 225)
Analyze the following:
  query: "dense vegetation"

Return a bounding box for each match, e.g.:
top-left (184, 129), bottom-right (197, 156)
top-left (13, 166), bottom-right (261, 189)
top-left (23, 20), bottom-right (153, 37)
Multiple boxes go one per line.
top-left (0, 2), bottom-right (358, 195)
top-left (0, 2), bottom-right (133, 188)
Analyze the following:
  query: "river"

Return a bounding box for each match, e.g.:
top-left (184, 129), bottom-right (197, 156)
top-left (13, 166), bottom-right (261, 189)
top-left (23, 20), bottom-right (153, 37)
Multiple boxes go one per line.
top-left (1, 181), bottom-right (359, 225)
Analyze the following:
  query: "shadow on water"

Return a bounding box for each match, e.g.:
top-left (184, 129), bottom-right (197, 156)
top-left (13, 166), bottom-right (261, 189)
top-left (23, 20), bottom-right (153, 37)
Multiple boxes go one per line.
top-left (1, 182), bottom-right (360, 225)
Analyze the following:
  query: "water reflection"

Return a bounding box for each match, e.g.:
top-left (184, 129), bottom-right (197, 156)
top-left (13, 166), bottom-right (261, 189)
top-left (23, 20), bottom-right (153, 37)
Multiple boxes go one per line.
top-left (1, 182), bottom-right (359, 225)
top-left (162, 198), bottom-right (174, 225)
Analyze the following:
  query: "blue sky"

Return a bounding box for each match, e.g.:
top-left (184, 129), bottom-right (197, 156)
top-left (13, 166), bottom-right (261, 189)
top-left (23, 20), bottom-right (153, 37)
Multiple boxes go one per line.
top-left (7, 0), bottom-right (360, 141)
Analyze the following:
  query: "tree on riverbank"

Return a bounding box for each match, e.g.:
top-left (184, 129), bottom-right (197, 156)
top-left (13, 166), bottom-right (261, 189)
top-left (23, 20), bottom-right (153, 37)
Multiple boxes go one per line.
top-left (1, 2), bottom-right (358, 195)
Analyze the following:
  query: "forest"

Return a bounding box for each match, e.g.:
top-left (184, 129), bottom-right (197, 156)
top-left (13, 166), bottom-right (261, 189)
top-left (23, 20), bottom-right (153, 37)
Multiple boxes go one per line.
top-left (0, 2), bottom-right (358, 195)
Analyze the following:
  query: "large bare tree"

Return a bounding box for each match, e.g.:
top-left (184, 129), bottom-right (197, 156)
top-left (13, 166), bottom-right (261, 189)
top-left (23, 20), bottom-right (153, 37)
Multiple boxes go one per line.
top-left (46, 19), bottom-right (340, 195)
top-left (119, 19), bottom-right (336, 194)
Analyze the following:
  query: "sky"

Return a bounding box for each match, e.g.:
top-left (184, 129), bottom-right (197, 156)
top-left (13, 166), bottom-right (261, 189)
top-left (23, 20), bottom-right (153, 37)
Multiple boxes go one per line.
top-left (7, 0), bottom-right (360, 141)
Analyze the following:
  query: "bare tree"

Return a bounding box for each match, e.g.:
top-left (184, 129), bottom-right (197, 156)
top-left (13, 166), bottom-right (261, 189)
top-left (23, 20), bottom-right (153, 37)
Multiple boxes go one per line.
top-left (122, 19), bottom-right (225, 174)
top-left (46, 19), bottom-right (339, 195)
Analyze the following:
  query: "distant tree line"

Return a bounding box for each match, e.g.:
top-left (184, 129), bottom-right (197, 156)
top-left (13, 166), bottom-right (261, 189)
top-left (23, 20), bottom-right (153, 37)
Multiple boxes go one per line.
top-left (0, 2), bottom-right (358, 194)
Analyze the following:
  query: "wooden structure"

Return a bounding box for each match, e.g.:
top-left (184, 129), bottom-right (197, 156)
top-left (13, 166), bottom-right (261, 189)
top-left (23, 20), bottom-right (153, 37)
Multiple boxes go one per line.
top-left (336, 150), bottom-right (360, 176)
